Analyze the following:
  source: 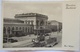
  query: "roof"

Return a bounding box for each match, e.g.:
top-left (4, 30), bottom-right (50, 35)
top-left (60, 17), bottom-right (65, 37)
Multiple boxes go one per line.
top-left (3, 18), bottom-right (24, 23)
top-left (4, 23), bottom-right (33, 26)
top-left (15, 13), bottom-right (48, 19)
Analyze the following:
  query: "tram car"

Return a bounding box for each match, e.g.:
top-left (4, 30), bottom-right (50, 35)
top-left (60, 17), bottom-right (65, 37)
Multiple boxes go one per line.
top-left (32, 29), bottom-right (58, 47)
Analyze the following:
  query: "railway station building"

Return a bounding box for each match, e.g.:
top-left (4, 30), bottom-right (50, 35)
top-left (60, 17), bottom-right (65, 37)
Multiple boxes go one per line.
top-left (3, 13), bottom-right (48, 37)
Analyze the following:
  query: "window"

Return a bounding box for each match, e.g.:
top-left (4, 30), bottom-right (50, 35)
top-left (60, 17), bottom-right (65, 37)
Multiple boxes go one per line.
top-left (26, 27), bottom-right (27, 32)
top-left (12, 27), bottom-right (14, 34)
top-left (28, 20), bottom-right (30, 25)
top-left (19, 27), bottom-right (21, 30)
top-left (28, 27), bottom-right (29, 33)
top-left (7, 27), bottom-right (10, 34)
top-left (25, 20), bottom-right (28, 24)
top-left (3, 27), bottom-right (6, 34)
top-left (23, 27), bottom-right (24, 32)
top-left (12, 27), bottom-right (14, 30)
top-left (16, 27), bottom-right (18, 30)
top-left (23, 27), bottom-right (24, 30)
top-left (40, 20), bottom-right (44, 26)
top-left (31, 20), bottom-right (33, 25)
top-left (36, 20), bottom-right (39, 25)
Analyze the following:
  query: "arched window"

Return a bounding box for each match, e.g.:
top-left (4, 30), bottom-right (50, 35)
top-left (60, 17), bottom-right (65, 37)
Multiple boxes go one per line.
top-left (23, 27), bottom-right (24, 30)
top-left (3, 27), bottom-right (6, 34)
top-left (12, 27), bottom-right (14, 34)
top-left (19, 27), bottom-right (21, 30)
top-left (36, 20), bottom-right (39, 25)
top-left (7, 27), bottom-right (10, 34)
top-left (25, 20), bottom-right (28, 24)
top-left (28, 20), bottom-right (30, 25)
top-left (31, 27), bottom-right (33, 33)
top-left (29, 27), bottom-right (31, 33)
top-left (26, 27), bottom-right (27, 32)
top-left (12, 27), bottom-right (14, 30)
top-left (27, 27), bottom-right (29, 33)
top-left (31, 20), bottom-right (33, 25)
top-left (29, 20), bottom-right (31, 25)
top-left (23, 27), bottom-right (24, 32)
top-left (16, 27), bottom-right (18, 30)
top-left (40, 20), bottom-right (44, 26)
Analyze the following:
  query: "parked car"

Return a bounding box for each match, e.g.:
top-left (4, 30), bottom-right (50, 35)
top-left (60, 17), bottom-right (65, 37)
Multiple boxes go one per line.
top-left (8, 38), bottom-right (18, 43)
top-left (3, 37), bottom-right (18, 43)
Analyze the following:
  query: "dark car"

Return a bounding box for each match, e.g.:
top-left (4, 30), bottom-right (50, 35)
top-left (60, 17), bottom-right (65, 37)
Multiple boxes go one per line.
top-left (3, 37), bottom-right (18, 43)
top-left (8, 38), bottom-right (18, 43)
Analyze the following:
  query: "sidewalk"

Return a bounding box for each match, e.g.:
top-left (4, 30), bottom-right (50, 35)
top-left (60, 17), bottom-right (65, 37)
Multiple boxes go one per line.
top-left (3, 39), bottom-right (32, 48)
top-left (3, 35), bottom-right (37, 48)
top-left (3, 32), bottom-right (62, 48)
top-left (11, 34), bottom-right (37, 41)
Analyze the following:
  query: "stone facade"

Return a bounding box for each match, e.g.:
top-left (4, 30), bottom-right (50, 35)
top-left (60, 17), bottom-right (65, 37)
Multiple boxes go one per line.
top-left (15, 13), bottom-right (48, 29)
top-left (3, 13), bottom-right (48, 37)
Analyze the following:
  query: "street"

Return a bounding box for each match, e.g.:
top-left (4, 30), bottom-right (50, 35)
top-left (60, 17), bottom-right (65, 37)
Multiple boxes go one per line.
top-left (3, 31), bottom-right (62, 48)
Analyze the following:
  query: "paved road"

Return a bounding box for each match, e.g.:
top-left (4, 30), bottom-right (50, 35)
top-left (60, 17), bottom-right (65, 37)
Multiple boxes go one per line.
top-left (3, 31), bottom-right (62, 48)
top-left (3, 35), bottom-right (36, 48)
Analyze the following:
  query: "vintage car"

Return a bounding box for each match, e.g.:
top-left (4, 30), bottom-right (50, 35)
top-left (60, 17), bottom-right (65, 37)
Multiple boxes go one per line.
top-left (8, 38), bottom-right (18, 43)
top-left (3, 37), bottom-right (18, 43)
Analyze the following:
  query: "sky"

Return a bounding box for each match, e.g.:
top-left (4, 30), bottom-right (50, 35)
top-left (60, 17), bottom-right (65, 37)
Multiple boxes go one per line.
top-left (2, 1), bottom-right (62, 22)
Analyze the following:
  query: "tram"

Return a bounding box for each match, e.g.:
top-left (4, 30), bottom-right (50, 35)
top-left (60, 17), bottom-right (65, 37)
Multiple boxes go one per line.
top-left (32, 28), bottom-right (58, 47)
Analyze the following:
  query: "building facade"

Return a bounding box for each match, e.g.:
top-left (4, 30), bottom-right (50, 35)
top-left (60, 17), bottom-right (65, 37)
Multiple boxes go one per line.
top-left (15, 13), bottom-right (48, 29)
top-left (3, 13), bottom-right (48, 37)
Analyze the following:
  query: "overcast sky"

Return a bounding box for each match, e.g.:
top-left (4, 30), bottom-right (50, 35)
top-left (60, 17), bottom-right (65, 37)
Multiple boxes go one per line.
top-left (2, 1), bottom-right (62, 22)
